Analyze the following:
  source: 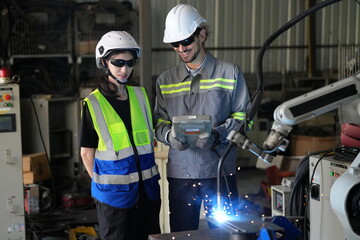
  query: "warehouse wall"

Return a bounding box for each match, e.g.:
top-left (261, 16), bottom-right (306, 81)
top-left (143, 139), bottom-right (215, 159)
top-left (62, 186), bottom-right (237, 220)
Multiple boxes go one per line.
top-left (150, 0), bottom-right (360, 76)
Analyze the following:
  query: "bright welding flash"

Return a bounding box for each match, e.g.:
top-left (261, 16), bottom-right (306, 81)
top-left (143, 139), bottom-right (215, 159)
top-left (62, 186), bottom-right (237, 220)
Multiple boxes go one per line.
top-left (212, 209), bottom-right (230, 223)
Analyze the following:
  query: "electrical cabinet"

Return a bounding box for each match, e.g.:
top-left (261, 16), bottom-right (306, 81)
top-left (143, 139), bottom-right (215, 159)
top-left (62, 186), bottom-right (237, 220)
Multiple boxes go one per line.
top-left (20, 97), bottom-right (81, 183)
top-left (309, 155), bottom-right (350, 240)
top-left (0, 84), bottom-right (26, 239)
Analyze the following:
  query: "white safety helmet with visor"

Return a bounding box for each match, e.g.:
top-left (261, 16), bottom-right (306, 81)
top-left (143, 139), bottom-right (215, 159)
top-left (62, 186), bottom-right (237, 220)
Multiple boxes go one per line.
top-left (95, 31), bottom-right (141, 69)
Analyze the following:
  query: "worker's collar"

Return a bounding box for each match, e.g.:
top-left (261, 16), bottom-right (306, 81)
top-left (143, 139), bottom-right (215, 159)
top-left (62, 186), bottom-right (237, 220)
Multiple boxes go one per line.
top-left (178, 52), bottom-right (216, 81)
top-left (185, 54), bottom-right (207, 77)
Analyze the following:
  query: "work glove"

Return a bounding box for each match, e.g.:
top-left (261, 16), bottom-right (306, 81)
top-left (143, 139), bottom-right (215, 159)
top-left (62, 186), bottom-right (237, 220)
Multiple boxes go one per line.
top-left (195, 130), bottom-right (220, 150)
top-left (167, 129), bottom-right (189, 151)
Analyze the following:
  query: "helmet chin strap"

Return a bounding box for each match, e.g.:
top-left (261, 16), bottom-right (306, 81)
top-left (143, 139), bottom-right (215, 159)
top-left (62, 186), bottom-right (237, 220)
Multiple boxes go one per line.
top-left (106, 69), bottom-right (127, 85)
top-left (103, 61), bottom-right (128, 85)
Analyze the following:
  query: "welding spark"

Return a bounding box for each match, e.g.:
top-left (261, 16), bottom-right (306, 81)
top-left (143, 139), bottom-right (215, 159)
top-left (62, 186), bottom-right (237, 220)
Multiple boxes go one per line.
top-left (212, 209), bottom-right (231, 223)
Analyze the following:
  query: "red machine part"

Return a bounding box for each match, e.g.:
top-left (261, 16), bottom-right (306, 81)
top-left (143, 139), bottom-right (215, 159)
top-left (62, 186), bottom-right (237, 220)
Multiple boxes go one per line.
top-left (341, 123), bottom-right (360, 147)
top-left (0, 67), bottom-right (10, 80)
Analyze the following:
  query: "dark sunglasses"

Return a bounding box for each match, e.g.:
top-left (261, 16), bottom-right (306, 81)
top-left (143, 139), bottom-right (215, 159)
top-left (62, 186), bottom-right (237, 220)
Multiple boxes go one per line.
top-left (170, 28), bottom-right (202, 48)
top-left (110, 59), bottom-right (136, 68)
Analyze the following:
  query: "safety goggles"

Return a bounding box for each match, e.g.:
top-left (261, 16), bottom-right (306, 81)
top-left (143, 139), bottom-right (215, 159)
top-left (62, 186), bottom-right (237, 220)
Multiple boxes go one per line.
top-left (110, 59), bottom-right (136, 68)
top-left (170, 28), bottom-right (202, 48)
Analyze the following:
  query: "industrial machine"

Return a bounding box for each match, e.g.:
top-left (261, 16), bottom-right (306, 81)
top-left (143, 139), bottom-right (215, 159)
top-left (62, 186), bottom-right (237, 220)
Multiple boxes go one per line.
top-left (330, 152), bottom-right (360, 240)
top-left (309, 155), bottom-right (351, 240)
top-left (0, 83), bottom-right (26, 239)
top-left (210, 0), bottom-right (360, 238)
top-left (216, 73), bottom-right (360, 239)
top-left (271, 177), bottom-right (294, 217)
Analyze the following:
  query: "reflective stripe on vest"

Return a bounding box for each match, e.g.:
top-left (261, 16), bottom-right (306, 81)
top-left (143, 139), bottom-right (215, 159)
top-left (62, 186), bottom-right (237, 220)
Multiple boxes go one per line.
top-left (93, 165), bottom-right (158, 185)
top-left (129, 87), bottom-right (154, 154)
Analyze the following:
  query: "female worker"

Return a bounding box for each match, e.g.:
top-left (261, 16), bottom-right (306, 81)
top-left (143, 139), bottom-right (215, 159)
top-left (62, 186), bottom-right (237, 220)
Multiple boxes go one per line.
top-left (79, 31), bottom-right (161, 240)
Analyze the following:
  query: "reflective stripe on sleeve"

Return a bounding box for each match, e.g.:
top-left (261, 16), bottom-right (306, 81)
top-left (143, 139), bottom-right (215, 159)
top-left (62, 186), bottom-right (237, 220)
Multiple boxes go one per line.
top-left (157, 118), bottom-right (171, 126)
top-left (231, 112), bottom-right (254, 129)
top-left (231, 112), bottom-right (246, 121)
top-left (247, 120), bottom-right (254, 129)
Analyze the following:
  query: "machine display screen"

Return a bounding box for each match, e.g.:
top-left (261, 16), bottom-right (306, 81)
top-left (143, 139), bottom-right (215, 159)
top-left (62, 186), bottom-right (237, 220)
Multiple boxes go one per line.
top-left (274, 190), bottom-right (283, 212)
top-left (0, 114), bottom-right (16, 132)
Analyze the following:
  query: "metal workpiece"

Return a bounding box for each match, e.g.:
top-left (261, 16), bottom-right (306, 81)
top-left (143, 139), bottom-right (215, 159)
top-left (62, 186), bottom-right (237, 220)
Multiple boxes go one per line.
top-left (207, 214), bottom-right (284, 240)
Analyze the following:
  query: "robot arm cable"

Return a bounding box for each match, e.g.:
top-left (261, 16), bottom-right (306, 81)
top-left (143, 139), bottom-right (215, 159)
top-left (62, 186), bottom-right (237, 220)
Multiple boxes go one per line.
top-left (248, 0), bottom-right (343, 122)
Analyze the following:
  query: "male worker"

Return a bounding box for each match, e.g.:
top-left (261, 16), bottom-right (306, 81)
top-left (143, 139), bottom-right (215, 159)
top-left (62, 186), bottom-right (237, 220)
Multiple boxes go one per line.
top-left (154, 4), bottom-right (253, 232)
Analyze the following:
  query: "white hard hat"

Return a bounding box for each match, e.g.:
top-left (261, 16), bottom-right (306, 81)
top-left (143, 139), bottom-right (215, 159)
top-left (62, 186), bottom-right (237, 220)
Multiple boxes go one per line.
top-left (163, 4), bottom-right (206, 43)
top-left (95, 31), bottom-right (141, 68)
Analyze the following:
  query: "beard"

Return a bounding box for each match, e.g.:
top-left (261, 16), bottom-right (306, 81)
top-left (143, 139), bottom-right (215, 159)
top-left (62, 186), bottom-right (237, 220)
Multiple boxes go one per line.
top-left (180, 48), bottom-right (201, 63)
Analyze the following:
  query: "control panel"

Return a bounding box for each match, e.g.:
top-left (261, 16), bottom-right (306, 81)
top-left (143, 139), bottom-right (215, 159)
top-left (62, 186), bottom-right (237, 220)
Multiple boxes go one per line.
top-left (1, 88), bottom-right (15, 105)
top-left (0, 84), bottom-right (26, 239)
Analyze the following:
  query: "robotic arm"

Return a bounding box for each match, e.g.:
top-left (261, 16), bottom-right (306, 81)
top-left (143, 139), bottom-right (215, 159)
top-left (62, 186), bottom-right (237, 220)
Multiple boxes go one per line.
top-left (264, 74), bottom-right (360, 152)
top-left (217, 1), bottom-right (359, 239)
top-left (228, 73), bottom-right (360, 164)
top-left (227, 74), bottom-right (360, 239)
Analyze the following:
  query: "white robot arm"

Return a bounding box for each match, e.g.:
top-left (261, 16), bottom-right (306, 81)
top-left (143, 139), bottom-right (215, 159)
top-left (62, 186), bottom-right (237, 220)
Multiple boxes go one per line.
top-left (228, 74), bottom-right (360, 163)
top-left (227, 75), bottom-right (360, 239)
top-left (264, 74), bottom-right (360, 239)
top-left (263, 74), bottom-right (360, 153)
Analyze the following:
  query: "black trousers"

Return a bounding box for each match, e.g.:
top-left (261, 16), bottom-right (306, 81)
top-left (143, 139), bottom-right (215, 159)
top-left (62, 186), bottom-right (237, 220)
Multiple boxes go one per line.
top-left (95, 196), bottom-right (161, 240)
top-left (168, 176), bottom-right (239, 232)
